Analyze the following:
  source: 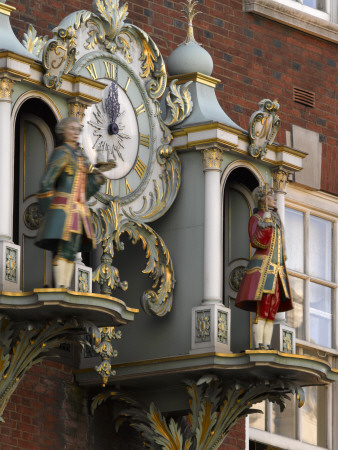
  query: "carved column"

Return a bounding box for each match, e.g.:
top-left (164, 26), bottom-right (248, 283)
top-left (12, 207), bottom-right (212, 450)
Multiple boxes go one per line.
top-left (191, 148), bottom-right (231, 354)
top-left (67, 99), bottom-right (92, 292)
top-left (202, 148), bottom-right (223, 303)
top-left (271, 168), bottom-right (295, 353)
top-left (0, 77), bottom-right (14, 241)
top-left (0, 77), bottom-right (21, 292)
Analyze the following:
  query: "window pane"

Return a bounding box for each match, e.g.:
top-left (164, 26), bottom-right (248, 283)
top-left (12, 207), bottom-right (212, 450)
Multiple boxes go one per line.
top-left (302, 386), bottom-right (327, 447)
top-left (286, 277), bottom-right (304, 340)
top-left (249, 400), bottom-right (265, 431)
top-left (310, 282), bottom-right (332, 348)
top-left (271, 394), bottom-right (296, 439)
top-left (309, 215), bottom-right (332, 281)
top-left (285, 208), bottom-right (304, 273)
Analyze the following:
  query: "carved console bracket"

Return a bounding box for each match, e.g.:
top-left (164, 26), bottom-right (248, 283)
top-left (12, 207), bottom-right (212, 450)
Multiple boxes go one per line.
top-left (0, 313), bottom-right (123, 421)
top-left (91, 374), bottom-right (304, 449)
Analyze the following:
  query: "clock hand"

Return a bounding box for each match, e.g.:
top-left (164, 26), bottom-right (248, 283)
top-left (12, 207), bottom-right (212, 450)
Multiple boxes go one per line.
top-left (105, 78), bottom-right (120, 136)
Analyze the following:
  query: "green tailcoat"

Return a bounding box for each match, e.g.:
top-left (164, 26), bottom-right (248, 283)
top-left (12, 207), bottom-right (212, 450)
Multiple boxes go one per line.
top-left (36, 143), bottom-right (100, 252)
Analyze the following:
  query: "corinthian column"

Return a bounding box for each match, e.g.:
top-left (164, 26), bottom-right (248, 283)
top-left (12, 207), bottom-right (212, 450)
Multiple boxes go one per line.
top-left (202, 148), bottom-right (223, 303)
top-left (0, 77), bottom-right (21, 292)
top-left (0, 77), bottom-right (14, 240)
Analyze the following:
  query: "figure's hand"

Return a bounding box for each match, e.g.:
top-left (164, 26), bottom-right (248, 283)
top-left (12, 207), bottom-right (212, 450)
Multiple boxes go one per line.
top-left (95, 173), bottom-right (106, 185)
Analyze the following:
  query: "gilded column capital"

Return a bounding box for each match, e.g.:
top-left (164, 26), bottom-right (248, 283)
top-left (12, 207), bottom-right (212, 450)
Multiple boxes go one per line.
top-left (0, 77), bottom-right (14, 101)
top-left (202, 148), bottom-right (223, 171)
top-left (272, 168), bottom-right (288, 192)
top-left (67, 101), bottom-right (87, 123)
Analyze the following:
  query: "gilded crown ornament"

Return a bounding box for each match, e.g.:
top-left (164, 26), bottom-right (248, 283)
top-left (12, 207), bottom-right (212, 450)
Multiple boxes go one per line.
top-left (181, 0), bottom-right (201, 44)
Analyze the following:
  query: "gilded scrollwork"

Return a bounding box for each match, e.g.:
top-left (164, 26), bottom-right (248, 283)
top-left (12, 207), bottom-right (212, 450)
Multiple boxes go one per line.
top-left (22, 24), bottom-right (48, 57)
top-left (91, 200), bottom-right (175, 317)
top-left (42, 28), bottom-right (77, 89)
top-left (217, 311), bottom-right (228, 344)
top-left (248, 98), bottom-right (281, 159)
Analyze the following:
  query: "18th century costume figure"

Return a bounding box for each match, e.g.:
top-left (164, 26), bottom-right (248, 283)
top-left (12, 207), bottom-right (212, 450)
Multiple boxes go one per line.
top-left (36, 117), bottom-right (105, 288)
top-left (235, 185), bottom-right (293, 349)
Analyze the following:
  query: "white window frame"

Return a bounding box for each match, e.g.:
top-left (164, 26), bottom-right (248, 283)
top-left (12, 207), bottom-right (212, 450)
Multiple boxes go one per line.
top-left (243, 0), bottom-right (338, 44)
top-left (249, 185), bottom-right (338, 450)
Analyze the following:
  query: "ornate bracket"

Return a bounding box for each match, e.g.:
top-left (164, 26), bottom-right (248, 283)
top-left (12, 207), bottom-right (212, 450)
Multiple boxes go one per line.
top-left (91, 374), bottom-right (304, 449)
top-left (91, 200), bottom-right (175, 317)
top-left (0, 314), bottom-right (119, 421)
top-left (248, 98), bottom-right (281, 159)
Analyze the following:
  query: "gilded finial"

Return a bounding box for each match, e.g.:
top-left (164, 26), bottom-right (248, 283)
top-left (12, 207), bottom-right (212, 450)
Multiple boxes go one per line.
top-left (181, 0), bottom-right (201, 44)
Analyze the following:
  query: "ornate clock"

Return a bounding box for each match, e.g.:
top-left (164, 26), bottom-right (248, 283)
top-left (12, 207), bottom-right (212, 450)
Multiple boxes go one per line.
top-left (78, 57), bottom-right (155, 206)
top-left (38, 0), bottom-right (193, 316)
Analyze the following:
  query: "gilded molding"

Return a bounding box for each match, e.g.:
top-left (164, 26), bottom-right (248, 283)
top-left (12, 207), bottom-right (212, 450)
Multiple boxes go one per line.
top-left (68, 101), bottom-right (87, 123)
top-left (272, 168), bottom-right (288, 192)
top-left (202, 148), bottom-right (223, 170)
top-left (0, 77), bottom-right (14, 100)
top-left (0, 3), bottom-right (16, 16)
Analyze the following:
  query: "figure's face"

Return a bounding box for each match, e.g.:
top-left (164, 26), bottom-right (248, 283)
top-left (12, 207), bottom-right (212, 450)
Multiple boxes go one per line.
top-left (267, 193), bottom-right (276, 208)
top-left (63, 121), bottom-right (82, 145)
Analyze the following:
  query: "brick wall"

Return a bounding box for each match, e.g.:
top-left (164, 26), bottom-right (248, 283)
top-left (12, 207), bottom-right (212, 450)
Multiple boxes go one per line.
top-left (0, 360), bottom-right (89, 450)
top-left (219, 418), bottom-right (246, 450)
top-left (8, 0), bottom-right (338, 194)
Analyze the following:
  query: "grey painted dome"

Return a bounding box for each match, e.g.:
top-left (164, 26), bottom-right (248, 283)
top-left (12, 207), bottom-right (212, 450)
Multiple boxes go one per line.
top-left (167, 41), bottom-right (213, 76)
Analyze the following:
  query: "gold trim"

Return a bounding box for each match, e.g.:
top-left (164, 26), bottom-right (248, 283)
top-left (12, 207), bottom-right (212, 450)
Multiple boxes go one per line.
top-left (173, 122), bottom-right (244, 137)
top-left (0, 3), bottom-right (16, 16)
top-left (34, 288), bottom-right (139, 313)
top-left (167, 72), bottom-right (221, 88)
top-left (175, 137), bottom-right (238, 151)
top-left (36, 190), bottom-right (55, 198)
top-left (74, 349), bottom-right (335, 372)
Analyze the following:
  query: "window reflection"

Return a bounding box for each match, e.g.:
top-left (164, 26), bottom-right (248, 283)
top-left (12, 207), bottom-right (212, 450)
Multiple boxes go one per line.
top-left (310, 283), bottom-right (332, 348)
top-left (271, 394), bottom-right (296, 439)
top-left (302, 386), bottom-right (327, 447)
top-left (286, 277), bottom-right (304, 340)
top-left (249, 400), bottom-right (265, 430)
top-left (309, 215), bottom-right (332, 281)
top-left (285, 208), bottom-right (304, 273)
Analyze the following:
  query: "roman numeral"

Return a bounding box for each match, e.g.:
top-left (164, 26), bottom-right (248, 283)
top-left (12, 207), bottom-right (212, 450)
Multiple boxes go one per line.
top-left (134, 158), bottom-right (146, 179)
top-left (105, 179), bottom-right (113, 196)
top-left (124, 77), bottom-right (131, 92)
top-left (135, 104), bottom-right (146, 116)
top-left (140, 134), bottom-right (150, 148)
top-left (86, 63), bottom-right (98, 80)
top-left (104, 61), bottom-right (115, 80)
top-left (125, 179), bottom-right (132, 194)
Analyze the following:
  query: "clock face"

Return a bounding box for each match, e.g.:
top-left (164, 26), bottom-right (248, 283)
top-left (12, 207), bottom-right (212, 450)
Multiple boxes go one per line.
top-left (80, 57), bottom-right (154, 204)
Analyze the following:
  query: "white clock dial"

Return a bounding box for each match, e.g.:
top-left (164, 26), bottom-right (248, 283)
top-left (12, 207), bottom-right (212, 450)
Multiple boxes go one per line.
top-left (83, 83), bottom-right (139, 180)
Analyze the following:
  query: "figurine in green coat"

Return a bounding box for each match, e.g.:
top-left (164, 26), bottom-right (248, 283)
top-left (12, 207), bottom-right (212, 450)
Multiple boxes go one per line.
top-left (36, 117), bottom-right (105, 288)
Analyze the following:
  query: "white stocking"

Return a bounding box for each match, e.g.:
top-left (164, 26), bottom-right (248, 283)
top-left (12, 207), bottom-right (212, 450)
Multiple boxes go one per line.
top-left (252, 319), bottom-right (265, 348)
top-left (263, 321), bottom-right (274, 348)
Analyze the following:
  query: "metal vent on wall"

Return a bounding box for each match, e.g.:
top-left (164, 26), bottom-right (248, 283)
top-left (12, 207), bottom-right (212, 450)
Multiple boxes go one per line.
top-left (293, 87), bottom-right (315, 107)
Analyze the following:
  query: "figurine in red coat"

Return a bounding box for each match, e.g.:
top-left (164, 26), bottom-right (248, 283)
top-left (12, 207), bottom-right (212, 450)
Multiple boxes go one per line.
top-left (235, 185), bottom-right (293, 349)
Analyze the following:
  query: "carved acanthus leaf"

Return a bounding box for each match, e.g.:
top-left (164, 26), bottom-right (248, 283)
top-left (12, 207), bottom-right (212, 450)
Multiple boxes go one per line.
top-left (22, 24), bottom-right (48, 57)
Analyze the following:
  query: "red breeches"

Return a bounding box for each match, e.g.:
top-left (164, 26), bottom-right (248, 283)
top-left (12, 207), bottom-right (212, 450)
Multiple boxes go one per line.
top-left (258, 279), bottom-right (281, 321)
